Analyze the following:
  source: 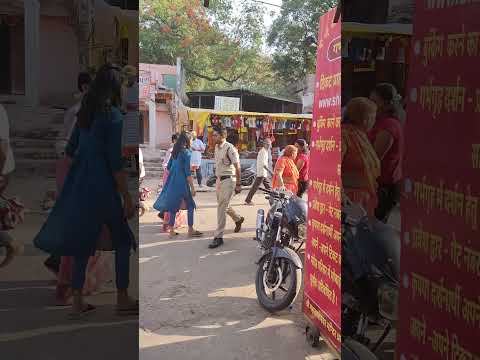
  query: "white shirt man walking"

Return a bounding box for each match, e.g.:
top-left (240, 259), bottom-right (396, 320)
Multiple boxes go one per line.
top-left (244, 138), bottom-right (272, 205)
top-left (190, 131), bottom-right (206, 187)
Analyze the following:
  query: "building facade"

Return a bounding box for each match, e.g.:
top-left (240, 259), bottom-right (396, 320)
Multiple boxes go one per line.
top-left (0, 0), bottom-right (138, 108)
top-left (139, 63), bottom-right (177, 149)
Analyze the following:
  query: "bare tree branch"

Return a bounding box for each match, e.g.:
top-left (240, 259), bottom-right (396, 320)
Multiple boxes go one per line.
top-left (183, 65), bottom-right (249, 84)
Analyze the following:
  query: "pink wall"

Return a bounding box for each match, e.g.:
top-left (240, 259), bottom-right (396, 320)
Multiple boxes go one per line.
top-left (39, 16), bottom-right (79, 104)
top-left (139, 63), bottom-right (176, 102)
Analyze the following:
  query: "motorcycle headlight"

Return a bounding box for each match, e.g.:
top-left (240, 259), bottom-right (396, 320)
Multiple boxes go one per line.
top-left (298, 224), bottom-right (307, 240)
top-left (378, 282), bottom-right (398, 321)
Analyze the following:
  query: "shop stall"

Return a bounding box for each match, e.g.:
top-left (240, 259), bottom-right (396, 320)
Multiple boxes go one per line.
top-left (342, 22), bottom-right (412, 103)
top-left (187, 108), bottom-right (312, 178)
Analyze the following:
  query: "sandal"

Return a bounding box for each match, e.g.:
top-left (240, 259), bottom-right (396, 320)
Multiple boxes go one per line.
top-left (188, 230), bottom-right (203, 238)
top-left (169, 231), bottom-right (179, 238)
top-left (68, 303), bottom-right (96, 320)
top-left (116, 300), bottom-right (139, 316)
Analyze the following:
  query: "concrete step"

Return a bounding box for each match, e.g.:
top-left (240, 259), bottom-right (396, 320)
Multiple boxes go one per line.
top-left (13, 148), bottom-right (57, 160)
top-left (11, 137), bottom-right (57, 149)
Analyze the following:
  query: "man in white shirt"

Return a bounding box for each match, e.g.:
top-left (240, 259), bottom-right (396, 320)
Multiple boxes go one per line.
top-left (0, 104), bottom-right (15, 192)
top-left (244, 138), bottom-right (272, 205)
top-left (190, 131), bottom-right (206, 187)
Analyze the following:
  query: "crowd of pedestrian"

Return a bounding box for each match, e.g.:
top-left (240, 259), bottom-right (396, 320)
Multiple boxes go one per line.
top-left (152, 118), bottom-right (311, 249)
top-left (342, 83), bottom-right (404, 223)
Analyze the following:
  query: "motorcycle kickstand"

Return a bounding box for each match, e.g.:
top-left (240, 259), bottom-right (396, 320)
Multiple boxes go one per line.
top-left (371, 323), bottom-right (392, 353)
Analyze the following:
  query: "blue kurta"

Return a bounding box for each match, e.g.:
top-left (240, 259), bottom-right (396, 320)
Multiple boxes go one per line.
top-left (33, 107), bottom-right (135, 256)
top-left (153, 149), bottom-right (196, 213)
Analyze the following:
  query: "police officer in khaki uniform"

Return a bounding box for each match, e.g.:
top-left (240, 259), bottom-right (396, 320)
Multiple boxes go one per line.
top-left (209, 126), bottom-right (244, 249)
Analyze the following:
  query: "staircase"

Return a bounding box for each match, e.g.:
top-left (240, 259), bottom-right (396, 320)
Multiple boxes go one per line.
top-left (141, 146), bottom-right (167, 181)
top-left (8, 105), bottom-right (64, 179)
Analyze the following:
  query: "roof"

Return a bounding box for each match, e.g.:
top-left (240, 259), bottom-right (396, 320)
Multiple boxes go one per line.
top-left (139, 64), bottom-right (176, 76)
top-left (186, 88), bottom-right (301, 104)
top-left (342, 22), bottom-right (413, 35)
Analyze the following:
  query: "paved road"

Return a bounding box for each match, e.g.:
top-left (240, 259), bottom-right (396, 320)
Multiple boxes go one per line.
top-left (0, 178), bottom-right (139, 360)
top-left (139, 188), bottom-right (337, 360)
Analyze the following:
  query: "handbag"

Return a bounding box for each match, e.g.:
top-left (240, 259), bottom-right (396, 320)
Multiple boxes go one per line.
top-left (0, 195), bottom-right (25, 231)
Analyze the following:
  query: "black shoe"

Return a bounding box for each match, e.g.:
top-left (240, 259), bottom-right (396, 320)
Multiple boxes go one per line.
top-left (234, 217), bottom-right (245, 233)
top-left (208, 238), bottom-right (224, 249)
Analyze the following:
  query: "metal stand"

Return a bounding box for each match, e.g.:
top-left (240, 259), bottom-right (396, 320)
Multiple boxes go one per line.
top-left (304, 314), bottom-right (341, 359)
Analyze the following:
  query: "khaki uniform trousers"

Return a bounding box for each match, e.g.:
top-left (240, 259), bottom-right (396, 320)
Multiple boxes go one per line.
top-left (214, 177), bottom-right (241, 239)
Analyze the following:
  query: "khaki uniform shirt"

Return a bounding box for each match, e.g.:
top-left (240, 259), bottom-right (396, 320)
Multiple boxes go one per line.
top-left (214, 141), bottom-right (240, 177)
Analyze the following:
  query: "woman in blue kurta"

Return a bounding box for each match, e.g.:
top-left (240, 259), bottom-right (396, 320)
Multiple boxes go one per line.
top-left (33, 65), bottom-right (137, 318)
top-left (154, 132), bottom-right (203, 238)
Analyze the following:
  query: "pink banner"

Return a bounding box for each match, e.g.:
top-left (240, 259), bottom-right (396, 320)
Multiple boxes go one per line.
top-left (396, 1), bottom-right (480, 359)
top-left (304, 7), bottom-right (342, 352)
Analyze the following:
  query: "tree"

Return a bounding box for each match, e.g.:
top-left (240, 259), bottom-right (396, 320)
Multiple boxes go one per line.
top-left (139, 0), bottom-right (289, 96)
top-left (267, 0), bottom-right (337, 85)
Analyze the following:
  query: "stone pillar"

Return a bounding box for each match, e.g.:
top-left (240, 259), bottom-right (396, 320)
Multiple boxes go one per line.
top-left (24, 0), bottom-right (39, 107)
top-left (74, 0), bottom-right (95, 72)
top-left (148, 99), bottom-right (156, 149)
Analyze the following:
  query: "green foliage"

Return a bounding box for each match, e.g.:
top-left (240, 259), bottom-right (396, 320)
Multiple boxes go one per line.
top-left (139, 0), bottom-right (290, 97)
top-left (267, 0), bottom-right (337, 84)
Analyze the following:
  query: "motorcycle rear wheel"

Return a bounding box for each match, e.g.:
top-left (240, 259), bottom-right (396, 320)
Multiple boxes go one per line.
top-left (255, 255), bottom-right (302, 313)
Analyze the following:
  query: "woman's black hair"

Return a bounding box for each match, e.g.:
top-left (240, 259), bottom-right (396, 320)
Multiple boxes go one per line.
top-left (171, 133), bottom-right (179, 143)
top-left (372, 83), bottom-right (396, 104)
top-left (295, 139), bottom-right (309, 154)
top-left (77, 65), bottom-right (122, 129)
top-left (171, 131), bottom-right (192, 159)
top-left (372, 83), bottom-right (406, 124)
top-left (77, 72), bottom-right (92, 92)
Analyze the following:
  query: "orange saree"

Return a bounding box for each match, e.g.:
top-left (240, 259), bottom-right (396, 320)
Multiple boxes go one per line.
top-left (272, 156), bottom-right (300, 194)
top-left (342, 124), bottom-right (381, 216)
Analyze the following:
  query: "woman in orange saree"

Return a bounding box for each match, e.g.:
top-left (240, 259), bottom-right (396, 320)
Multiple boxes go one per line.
top-left (272, 145), bottom-right (300, 194)
top-left (342, 98), bottom-right (381, 216)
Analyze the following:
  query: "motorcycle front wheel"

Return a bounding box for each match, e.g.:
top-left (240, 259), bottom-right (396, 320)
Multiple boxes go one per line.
top-left (255, 255), bottom-right (302, 313)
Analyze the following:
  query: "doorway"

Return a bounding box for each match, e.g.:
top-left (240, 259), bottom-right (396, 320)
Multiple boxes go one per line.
top-left (0, 23), bottom-right (11, 94)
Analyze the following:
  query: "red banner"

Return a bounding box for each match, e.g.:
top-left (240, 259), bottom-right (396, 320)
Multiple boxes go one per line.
top-left (396, 2), bottom-right (480, 359)
top-left (304, 7), bottom-right (341, 352)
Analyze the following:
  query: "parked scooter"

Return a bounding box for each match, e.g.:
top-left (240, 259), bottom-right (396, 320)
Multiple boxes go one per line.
top-left (341, 200), bottom-right (400, 353)
top-left (254, 187), bottom-right (306, 312)
top-left (206, 164), bottom-right (256, 187)
top-left (139, 184), bottom-right (151, 217)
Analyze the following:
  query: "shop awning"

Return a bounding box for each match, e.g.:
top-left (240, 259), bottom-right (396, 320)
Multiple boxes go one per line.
top-left (187, 107), bottom-right (312, 120)
top-left (343, 22), bottom-right (413, 36)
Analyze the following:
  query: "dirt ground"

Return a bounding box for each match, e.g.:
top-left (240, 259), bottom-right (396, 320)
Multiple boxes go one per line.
top-left (139, 187), bottom-right (338, 360)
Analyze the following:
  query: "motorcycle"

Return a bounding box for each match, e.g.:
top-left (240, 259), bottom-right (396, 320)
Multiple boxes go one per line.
top-left (139, 179), bottom-right (151, 217)
top-left (341, 200), bottom-right (400, 353)
top-left (206, 164), bottom-right (256, 187)
top-left (0, 234), bottom-right (22, 268)
top-left (254, 187), bottom-right (306, 313)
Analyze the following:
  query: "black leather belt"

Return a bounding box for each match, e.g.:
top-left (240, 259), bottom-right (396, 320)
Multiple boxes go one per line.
top-left (218, 175), bottom-right (234, 181)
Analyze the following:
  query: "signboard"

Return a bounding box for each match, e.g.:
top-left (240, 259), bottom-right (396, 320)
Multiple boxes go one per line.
top-left (304, 7), bottom-right (341, 352)
top-left (139, 70), bottom-right (151, 99)
top-left (214, 96), bottom-right (240, 111)
top-left (396, 2), bottom-right (480, 359)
